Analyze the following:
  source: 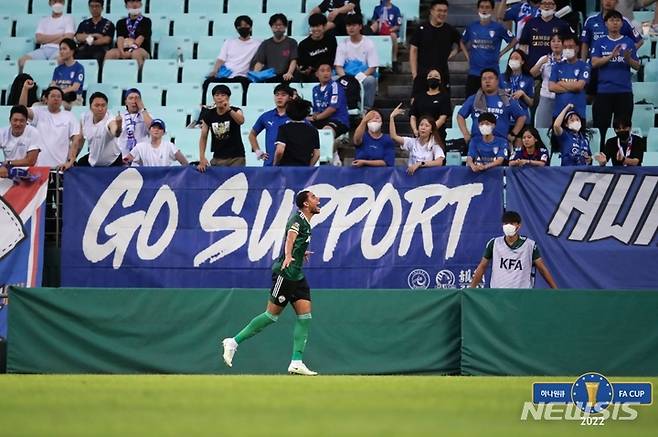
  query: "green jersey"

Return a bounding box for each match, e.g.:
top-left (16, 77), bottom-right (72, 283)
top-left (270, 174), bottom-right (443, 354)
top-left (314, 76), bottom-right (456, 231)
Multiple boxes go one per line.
top-left (272, 211), bottom-right (312, 281)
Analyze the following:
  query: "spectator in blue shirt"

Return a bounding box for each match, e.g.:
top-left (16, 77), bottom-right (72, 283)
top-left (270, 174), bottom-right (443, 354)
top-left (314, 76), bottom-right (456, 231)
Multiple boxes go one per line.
top-left (466, 112), bottom-right (508, 172)
top-left (370, 1), bottom-right (402, 64)
top-left (461, 0), bottom-right (516, 97)
top-left (249, 84), bottom-right (293, 166)
top-left (497, 0), bottom-right (540, 38)
top-left (549, 33), bottom-right (589, 120)
top-left (457, 68), bottom-right (527, 147)
top-left (352, 109), bottom-right (396, 167)
top-left (51, 38), bottom-right (85, 110)
top-left (580, 0), bottom-right (642, 60)
top-left (519, 0), bottom-right (571, 68)
top-left (500, 49), bottom-right (535, 125)
top-left (591, 10), bottom-right (642, 151)
top-left (553, 103), bottom-right (592, 166)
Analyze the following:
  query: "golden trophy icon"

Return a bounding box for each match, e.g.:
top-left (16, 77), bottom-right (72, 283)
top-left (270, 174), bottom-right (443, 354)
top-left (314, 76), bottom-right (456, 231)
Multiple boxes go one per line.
top-left (585, 382), bottom-right (600, 410)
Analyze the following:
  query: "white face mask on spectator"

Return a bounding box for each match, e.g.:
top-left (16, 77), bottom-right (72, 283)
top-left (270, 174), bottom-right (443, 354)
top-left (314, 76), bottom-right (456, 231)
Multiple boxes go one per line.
top-left (568, 120), bottom-right (582, 132)
top-left (51, 3), bottom-right (65, 13)
top-left (562, 48), bottom-right (575, 59)
top-left (127, 7), bottom-right (142, 15)
top-left (502, 224), bottom-right (517, 237)
top-left (479, 124), bottom-right (494, 136)
top-left (508, 59), bottom-right (521, 70)
top-left (541, 9), bottom-right (555, 18)
top-left (367, 121), bottom-right (382, 132)
top-left (478, 13), bottom-right (492, 20)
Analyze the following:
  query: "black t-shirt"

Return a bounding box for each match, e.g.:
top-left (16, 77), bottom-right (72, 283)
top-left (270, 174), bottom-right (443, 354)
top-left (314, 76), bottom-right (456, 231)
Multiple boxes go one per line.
top-left (276, 122), bottom-right (320, 166)
top-left (202, 107), bottom-right (245, 159)
top-left (410, 91), bottom-right (452, 138)
top-left (75, 17), bottom-right (115, 51)
top-left (116, 15), bottom-right (152, 55)
top-left (409, 21), bottom-right (461, 83)
top-left (298, 34), bottom-right (338, 71)
top-left (318, 0), bottom-right (362, 36)
top-left (603, 135), bottom-right (645, 166)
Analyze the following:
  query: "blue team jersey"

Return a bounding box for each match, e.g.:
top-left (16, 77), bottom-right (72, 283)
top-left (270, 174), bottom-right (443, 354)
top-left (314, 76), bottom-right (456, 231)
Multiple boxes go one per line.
top-left (458, 93), bottom-right (527, 139)
top-left (549, 60), bottom-right (590, 118)
top-left (372, 4), bottom-right (402, 28)
top-left (467, 135), bottom-right (509, 163)
top-left (462, 21), bottom-right (514, 75)
top-left (312, 80), bottom-right (350, 127)
top-left (252, 109), bottom-right (291, 166)
top-left (581, 13), bottom-right (641, 52)
top-left (355, 132), bottom-right (396, 166)
top-left (591, 35), bottom-right (637, 93)
top-left (503, 1), bottom-right (540, 37)
top-left (557, 129), bottom-right (591, 166)
top-left (500, 73), bottom-right (534, 122)
top-left (519, 16), bottom-right (571, 68)
top-left (52, 61), bottom-right (85, 95)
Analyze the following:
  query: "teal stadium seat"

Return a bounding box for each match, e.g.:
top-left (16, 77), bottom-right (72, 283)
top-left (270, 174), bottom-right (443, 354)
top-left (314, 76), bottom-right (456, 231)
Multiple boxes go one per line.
top-left (643, 152), bottom-right (658, 166)
top-left (171, 14), bottom-right (211, 37)
top-left (71, 0), bottom-right (94, 14)
top-left (149, 15), bottom-right (172, 42)
top-left (182, 59), bottom-right (215, 83)
top-left (150, 106), bottom-right (190, 134)
top-left (397, 0), bottom-right (420, 20)
top-left (102, 59), bottom-right (138, 84)
top-left (647, 128), bottom-right (658, 152)
top-left (633, 81), bottom-right (658, 105)
top-left (196, 36), bottom-right (225, 59)
top-left (239, 127), bottom-right (261, 166)
top-left (445, 127), bottom-right (462, 140)
top-left (158, 36), bottom-right (194, 60)
top-left (121, 83), bottom-right (164, 106)
top-left (246, 83), bottom-right (278, 107)
top-left (23, 60), bottom-right (56, 89)
top-left (87, 83), bottom-right (121, 107)
top-left (318, 128), bottom-right (335, 163)
top-left (0, 106), bottom-right (9, 122)
top-left (188, 0), bottom-right (224, 14)
top-left (32, 1), bottom-right (56, 15)
top-left (645, 59), bottom-right (658, 82)
top-left (452, 104), bottom-right (462, 128)
top-left (445, 151), bottom-right (462, 166)
top-left (0, 16), bottom-right (13, 37)
top-left (70, 105), bottom-right (87, 119)
top-left (287, 13), bottom-right (309, 37)
top-left (226, 0), bottom-right (265, 14)
top-left (242, 106), bottom-right (269, 130)
top-left (77, 59), bottom-right (99, 88)
top-left (634, 11), bottom-right (655, 23)
top-left (631, 104), bottom-right (655, 134)
top-left (637, 38), bottom-right (652, 59)
top-left (148, 0), bottom-right (185, 14)
top-left (205, 81), bottom-right (243, 107)
top-left (171, 129), bottom-right (205, 162)
top-left (166, 83), bottom-right (204, 108)
top-left (266, 0), bottom-right (304, 13)
top-left (15, 15), bottom-right (43, 38)
top-left (2, 2), bottom-right (28, 15)
top-left (0, 37), bottom-right (36, 60)
top-left (0, 60), bottom-right (18, 87)
top-left (142, 59), bottom-right (179, 84)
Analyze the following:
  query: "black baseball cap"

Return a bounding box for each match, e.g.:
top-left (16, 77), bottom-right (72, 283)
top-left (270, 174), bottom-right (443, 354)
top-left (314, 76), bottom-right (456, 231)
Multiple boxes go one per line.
top-left (211, 84), bottom-right (232, 96)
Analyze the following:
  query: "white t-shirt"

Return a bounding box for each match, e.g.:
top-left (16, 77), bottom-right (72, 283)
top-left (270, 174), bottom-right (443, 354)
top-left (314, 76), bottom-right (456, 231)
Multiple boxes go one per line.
top-left (334, 36), bottom-right (379, 68)
top-left (536, 54), bottom-right (562, 99)
top-left (130, 140), bottom-right (178, 166)
top-left (81, 111), bottom-right (121, 167)
top-left (31, 107), bottom-right (79, 167)
top-left (36, 15), bottom-right (75, 49)
top-left (118, 110), bottom-right (149, 157)
top-left (0, 125), bottom-right (43, 161)
top-left (401, 136), bottom-right (445, 166)
top-left (218, 37), bottom-right (262, 78)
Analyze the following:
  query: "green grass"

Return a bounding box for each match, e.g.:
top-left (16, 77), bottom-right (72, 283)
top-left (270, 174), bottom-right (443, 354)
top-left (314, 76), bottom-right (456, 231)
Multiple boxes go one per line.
top-left (0, 375), bottom-right (656, 436)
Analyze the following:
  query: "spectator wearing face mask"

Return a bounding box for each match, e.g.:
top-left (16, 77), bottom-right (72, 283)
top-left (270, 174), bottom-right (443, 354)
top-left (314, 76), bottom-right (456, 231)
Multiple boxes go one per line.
top-left (548, 33), bottom-right (589, 120)
top-left (595, 118), bottom-right (644, 167)
top-left (518, 0), bottom-right (571, 68)
top-left (466, 112), bottom-right (508, 172)
top-left (352, 109), bottom-right (395, 167)
top-left (251, 14), bottom-right (298, 83)
top-left (500, 49), bottom-right (534, 126)
top-left (410, 69), bottom-right (451, 141)
top-left (552, 103), bottom-right (592, 167)
top-left (19, 0), bottom-right (75, 71)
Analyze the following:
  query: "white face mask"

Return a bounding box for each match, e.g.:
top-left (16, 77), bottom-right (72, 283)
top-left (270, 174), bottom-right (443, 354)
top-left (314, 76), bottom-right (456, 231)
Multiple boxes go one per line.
top-left (367, 121), bottom-right (382, 132)
top-left (508, 59), bottom-right (522, 70)
top-left (478, 12), bottom-right (492, 20)
top-left (479, 124), bottom-right (494, 136)
top-left (568, 120), bottom-right (582, 132)
top-left (502, 224), bottom-right (517, 237)
top-left (127, 7), bottom-right (142, 15)
top-left (540, 9), bottom-right (555, 18)
top-left (562, 48), bottom-right (575, 59)
top-left (51, 3), bottom-right (65, 13)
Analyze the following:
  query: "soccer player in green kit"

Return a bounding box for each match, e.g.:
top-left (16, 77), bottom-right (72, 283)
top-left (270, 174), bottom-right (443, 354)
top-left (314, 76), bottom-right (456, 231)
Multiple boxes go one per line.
top-left (221, 190), bottom-right (321, 375)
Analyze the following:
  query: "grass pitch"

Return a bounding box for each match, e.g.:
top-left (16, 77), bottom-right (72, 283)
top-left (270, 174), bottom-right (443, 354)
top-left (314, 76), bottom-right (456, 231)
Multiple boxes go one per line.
top-left (0, 375), bottom-right (656, 436)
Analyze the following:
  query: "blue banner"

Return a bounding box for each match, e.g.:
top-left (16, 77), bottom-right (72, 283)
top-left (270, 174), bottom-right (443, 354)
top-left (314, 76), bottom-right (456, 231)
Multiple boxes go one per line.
top-left (61, 167), bottom-right (504, 289)
top-left (506, 167), bottom-right (658, 289)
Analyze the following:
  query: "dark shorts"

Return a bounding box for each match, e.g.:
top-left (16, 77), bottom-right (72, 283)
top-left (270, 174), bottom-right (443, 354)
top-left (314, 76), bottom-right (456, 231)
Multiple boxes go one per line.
top-left (269, 273), bottom-right (311, 307)
top-left (312, 119), bottom-right (349, 137)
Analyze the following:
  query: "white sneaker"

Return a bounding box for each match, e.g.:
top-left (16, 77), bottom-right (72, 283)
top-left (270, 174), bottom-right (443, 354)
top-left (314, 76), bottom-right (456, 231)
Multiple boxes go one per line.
top-left (221, 338), bottom-right (238, 367)
top-left (287, 362), bottom-right (318, 376)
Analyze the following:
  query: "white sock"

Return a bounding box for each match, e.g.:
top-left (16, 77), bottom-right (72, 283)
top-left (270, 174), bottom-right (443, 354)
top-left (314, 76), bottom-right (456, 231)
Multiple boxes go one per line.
top-left (290, 360), bottom-right (302, 366)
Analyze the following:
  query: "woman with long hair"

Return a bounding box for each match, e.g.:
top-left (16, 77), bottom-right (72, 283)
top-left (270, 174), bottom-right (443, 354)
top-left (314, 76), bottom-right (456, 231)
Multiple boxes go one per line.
top-left (509, 126), bottom-right (549, 167)
top-left (501, 49), bottom-right (534, 124)
top-left (410, 69), bottom-right (451, 141)
top-left (389, 103), bottom-right (445, 174)
top-left (552, 103), bottom-right (592, 166)
top-left (530, 33), bottom-right (563, 129)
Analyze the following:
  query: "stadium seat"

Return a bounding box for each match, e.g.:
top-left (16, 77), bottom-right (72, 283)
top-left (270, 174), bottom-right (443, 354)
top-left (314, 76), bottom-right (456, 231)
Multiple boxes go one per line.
top-left (23, 60), bottom-right (56, 89)
top-left (31, 1), bottom-right (55, 15)
top-left (444, 128), bottom-right (462, 140)
top-left (536, 128), bottom-right (551, 151)
top-left (150, 106), bottom-right (190, 131)
top-left (637, 38), bottom-right (652, 59)
top-left (226, 0), bottom-right (264, 14)
top-left (242, 106), bottom-right (269, 130)
top-left (398, 0), bottom-right (420, 20)
top-left (77, 59), bottom-right (99, 88)
top-left (318, 128), bottom-right (334, 163)
top-left (631, 104), bottom-right (655, 134)
top-left (71, 0), bottom-right (94, 14)
top-left (643, 152), bottom-right (658, 166)
top-left (171, 128), bottom-right (205, 162)
top-left (120, 83), bottom-right (164, 106)
top-left (634, 11), bottom-right (655, 23)
top-left (647, 128), bottom-right (658, 152)
top-left (158, 36), bottom-right (194, 60)
top-left (14, 15), bottom-right (42, 37)
top-left (87, 83), bottom-right (121, 107)
top-left (287, 13), bottom-right (308, 37)
top-left (148, 0), bottom-right (185, 14)
top-left (101, 60), bottom-right (138, 84)
top-left (589, 129), bottom-right (601, 156)
top-left (70, 105), bottom-right (88, 119)
top-left (2, 3), bottom-right (27, 15)
top-left (196, 36), bottom-right (225, 59)
top-left (181, 59), bottom-right (215, 83)
top-left (266, 0), bottom-right (304, 13)
top-left (188, 0), bottom-right (223, 14)
top-left (142, 59), bottom-right (179, 84)
top-left (166, 83), bottom-right (204, 107)
top-left (246, 83), bottom-right (278, 107)
top-left (633, 81), bottom-right (658, 105)
top-left (172, 14), bottom-right (211, 37)
top-left (645, 59), bottom-right (658, 82)
top-left (240, 128), bottom-right (262, 166)
top-left (0, 37), bottom-right (36, 60)
top-left (0, 16), bottom-right (13, 37)
top-left (0, 106), bottom-right (10, 122)
top-left (586, 105), bottom-right (593, 127)
top-left (445, 151), bottom-right (462, 166)
top-left (0, 60), bottom-right (18, 87)
top-left (205, 81), bottom-right (243, 106)
top-left (452, 104), bottom-right (462, 128)
top-left (550, 153), bottom-right (561, 166)
top-left (149, 15), bottom-right (172, 41)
